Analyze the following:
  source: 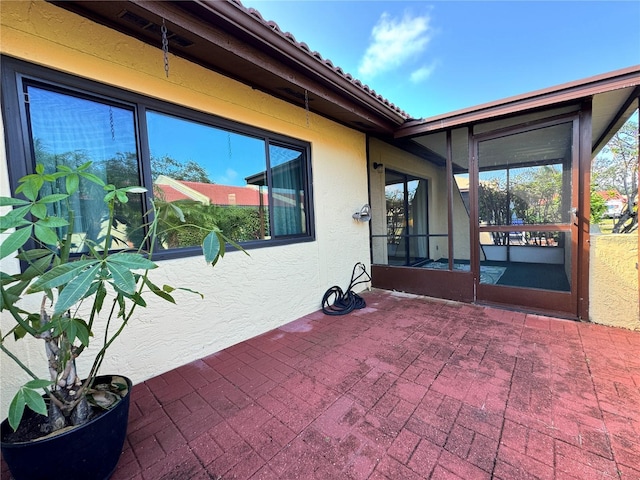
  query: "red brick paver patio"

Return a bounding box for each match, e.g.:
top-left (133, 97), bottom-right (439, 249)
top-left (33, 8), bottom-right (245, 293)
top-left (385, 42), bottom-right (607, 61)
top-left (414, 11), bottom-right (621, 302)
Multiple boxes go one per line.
top-left (119, 290), bottom-right (640, 479)
top-left (10, 290), bottom-right (639, 479)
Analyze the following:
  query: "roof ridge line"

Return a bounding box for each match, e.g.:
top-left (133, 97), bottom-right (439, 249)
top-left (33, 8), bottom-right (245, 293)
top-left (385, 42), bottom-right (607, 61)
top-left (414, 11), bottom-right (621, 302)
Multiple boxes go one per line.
top-left (230, 0), bottom-right (410, 119)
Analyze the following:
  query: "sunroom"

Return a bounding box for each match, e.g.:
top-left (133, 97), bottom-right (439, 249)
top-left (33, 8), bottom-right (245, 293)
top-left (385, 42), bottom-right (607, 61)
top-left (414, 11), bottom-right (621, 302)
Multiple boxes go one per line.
top-left (369, 72), bottom-right (640, 319)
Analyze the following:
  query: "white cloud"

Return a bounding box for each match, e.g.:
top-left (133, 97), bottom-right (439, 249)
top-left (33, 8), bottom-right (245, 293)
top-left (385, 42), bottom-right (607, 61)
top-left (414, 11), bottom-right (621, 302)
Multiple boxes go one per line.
top-left (410, 62), bottom-right (438, 83)
top-left (216, 168), bottom-right (238, 184)
top-left (358, 11), bottom-right (433, 79)
top-left (225, 168), bottom-right (238, 180)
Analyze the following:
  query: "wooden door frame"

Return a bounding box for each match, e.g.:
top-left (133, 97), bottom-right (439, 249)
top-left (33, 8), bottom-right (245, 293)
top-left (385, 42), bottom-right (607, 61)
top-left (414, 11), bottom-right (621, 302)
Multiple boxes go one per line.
top-left (470, 112), bottom-right (588, 318)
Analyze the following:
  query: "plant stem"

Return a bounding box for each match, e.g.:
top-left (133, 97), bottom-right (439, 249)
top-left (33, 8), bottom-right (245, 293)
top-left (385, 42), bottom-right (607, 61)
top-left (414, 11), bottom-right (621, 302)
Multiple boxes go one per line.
top-left (0, 286), bottom-right (38, 337)
top-left (0, 342), bottom-right (41, 382)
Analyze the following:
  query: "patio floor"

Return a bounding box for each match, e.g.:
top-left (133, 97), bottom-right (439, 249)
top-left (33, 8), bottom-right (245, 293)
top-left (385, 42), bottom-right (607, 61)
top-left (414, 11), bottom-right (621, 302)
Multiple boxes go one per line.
top-left (92, 291), bottom-right (640, 478)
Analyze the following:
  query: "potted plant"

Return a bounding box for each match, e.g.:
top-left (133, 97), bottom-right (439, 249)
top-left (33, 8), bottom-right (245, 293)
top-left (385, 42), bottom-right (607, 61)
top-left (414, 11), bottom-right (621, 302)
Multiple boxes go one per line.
top-left (0, 162), bottom-right (232, 479)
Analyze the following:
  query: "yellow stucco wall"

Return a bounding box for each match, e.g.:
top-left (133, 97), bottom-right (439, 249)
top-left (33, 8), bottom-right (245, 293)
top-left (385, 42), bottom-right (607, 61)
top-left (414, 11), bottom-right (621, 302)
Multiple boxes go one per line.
top-left (0, 1), bottom-right (371, 417)
top-left (589, 233), bottom-right (639, 330)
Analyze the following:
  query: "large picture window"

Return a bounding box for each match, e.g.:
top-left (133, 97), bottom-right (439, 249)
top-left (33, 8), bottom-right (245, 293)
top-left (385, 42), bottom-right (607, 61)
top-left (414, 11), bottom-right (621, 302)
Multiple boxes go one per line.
top-left (2, 58), bottom-right (314, 258)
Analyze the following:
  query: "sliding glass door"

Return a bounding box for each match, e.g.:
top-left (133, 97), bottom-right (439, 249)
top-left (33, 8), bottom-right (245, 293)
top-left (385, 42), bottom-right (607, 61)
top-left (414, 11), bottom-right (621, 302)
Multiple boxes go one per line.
top-left (384, 170), bottom-right (429, 266)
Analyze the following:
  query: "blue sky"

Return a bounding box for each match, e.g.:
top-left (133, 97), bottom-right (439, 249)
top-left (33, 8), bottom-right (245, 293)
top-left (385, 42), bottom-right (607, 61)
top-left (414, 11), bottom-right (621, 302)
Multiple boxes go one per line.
top-left (244, 1), bottom-right (640, 119)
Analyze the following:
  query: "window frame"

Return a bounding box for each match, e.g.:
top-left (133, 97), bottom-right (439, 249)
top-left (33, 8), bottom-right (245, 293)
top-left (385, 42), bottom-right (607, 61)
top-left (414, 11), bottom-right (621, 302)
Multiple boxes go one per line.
top-left (374, 168), bottom-right (431, 267)
top-left (1, 56), bottom-right (315, 260)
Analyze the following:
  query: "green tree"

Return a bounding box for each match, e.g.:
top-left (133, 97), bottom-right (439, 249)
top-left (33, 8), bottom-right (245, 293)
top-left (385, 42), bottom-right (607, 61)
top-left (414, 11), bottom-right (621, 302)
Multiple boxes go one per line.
top-left (590, 185), bottom-right (607, 225)
top-left (385, 187), bottom-right (405, 241)
top-left (593, 118), bottom-right (638, 209)
top-left (511, 166), bottom-right (563, 224)
top-left (151, 155), bottom-right (212, 183)
top-left (478, 179), bottom-right (509, 245)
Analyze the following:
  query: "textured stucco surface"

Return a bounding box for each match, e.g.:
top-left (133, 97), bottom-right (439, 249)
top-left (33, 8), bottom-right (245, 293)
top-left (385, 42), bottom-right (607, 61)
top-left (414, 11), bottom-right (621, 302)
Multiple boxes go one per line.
top-left (0, 1), bottom-right (371, 417)
top-left (589, 233), bottom-right (639, 330)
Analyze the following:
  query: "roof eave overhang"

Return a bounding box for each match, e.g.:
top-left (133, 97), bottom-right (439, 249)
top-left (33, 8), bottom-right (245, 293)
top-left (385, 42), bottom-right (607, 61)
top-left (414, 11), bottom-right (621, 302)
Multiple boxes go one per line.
top-left (49, 0), bottom-right (406, 135)
top-left (189, 1), bottom-right (407, 124)
top-left (395, 65), bottom-right (640, 139)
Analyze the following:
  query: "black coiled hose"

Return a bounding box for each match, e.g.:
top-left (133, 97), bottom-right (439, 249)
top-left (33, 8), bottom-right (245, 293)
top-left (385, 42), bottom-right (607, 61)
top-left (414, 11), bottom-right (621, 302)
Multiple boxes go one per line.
top-left (321, 262), bottom-right (371, 315)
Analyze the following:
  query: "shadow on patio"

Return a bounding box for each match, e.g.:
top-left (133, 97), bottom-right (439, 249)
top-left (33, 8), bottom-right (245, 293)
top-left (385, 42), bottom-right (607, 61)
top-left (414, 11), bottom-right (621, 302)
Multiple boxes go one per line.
top-left (110, 290), bottom-right (638, 479)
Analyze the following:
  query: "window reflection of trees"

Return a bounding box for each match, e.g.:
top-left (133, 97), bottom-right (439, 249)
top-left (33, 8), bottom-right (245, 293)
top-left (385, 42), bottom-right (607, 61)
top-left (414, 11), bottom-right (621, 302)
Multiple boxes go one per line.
top-left (25, 83), bottom-right (310, 254)
top-left (479, 165), bottom-right (564, 247)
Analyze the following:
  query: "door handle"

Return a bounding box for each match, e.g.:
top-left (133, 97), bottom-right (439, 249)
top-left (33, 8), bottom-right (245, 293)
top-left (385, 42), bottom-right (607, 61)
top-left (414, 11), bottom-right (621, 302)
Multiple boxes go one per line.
top-left (570, 207), bottom-right (578, 226)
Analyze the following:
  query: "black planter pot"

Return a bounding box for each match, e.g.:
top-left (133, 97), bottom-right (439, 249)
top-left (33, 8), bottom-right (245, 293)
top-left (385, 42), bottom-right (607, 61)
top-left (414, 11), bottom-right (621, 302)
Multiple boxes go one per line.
top-left (1, 375), bottom-right (131, 480)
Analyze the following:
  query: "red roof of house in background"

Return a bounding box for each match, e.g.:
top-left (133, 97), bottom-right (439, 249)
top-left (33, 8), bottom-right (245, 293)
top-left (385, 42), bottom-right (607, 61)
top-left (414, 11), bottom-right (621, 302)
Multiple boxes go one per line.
top-left (155, 184), bottom-right (191, 203)
top-left (596, 190), bottom-right (627, 202)
top-left (155, 180), bottom-right (267, 206)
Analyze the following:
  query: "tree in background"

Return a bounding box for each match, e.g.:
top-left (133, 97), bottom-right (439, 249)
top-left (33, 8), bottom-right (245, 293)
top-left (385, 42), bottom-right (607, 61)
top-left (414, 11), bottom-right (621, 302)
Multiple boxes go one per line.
top-left (385, 187), bottom-right (405, 243)
top-left (590, 186), bottom-right (607, 225)
top-left (592, 118), bottom-right (638, 232)
top-left (593, 118), bottom-right (638, 204)
top-left (151, 155), bottom-right (212, 183)
top-left (478, 179), bottom-right (509, 245)
top-left (511, 166), bottom-right (562, 224)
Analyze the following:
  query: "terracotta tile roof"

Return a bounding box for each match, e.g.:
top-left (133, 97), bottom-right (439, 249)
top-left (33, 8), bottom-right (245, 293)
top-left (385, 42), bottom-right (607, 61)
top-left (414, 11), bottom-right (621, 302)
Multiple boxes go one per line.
top-left (596, 190), bottom-right (626, 201)
top-left (154, 184), bottom-right (190, 203)
top-left (155, 181), bottom-right (267, 207)
top-left (181, 181), bottom-right (267, 206)
top-left (232, 0), bottom-right (410, 120)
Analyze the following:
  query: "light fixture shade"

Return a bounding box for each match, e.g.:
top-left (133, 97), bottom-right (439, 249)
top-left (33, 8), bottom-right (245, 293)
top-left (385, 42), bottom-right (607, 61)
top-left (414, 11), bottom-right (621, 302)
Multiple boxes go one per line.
top-left (353, 204), bottom-right (371, 222)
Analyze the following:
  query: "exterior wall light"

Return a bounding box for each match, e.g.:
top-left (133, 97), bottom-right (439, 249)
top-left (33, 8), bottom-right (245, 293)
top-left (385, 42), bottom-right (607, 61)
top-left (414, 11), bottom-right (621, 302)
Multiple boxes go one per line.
top-left (353, 204), bottom-right (371, 222)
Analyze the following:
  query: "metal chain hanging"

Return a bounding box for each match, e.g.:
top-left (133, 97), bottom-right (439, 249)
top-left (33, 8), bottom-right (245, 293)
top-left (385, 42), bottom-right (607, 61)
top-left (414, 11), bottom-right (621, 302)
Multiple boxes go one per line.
top-left (108, 105), bottom-right (115, 140)
top-left (304, 89), bottom-right (310, 127)
top-left (161, 19), bottom-right (170, 78)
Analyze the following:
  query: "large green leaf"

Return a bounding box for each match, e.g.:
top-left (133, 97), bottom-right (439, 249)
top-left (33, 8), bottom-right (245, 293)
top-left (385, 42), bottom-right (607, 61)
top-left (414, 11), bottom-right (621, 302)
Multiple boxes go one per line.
top-left (0, 197), bottom-right (29, 207)
top-left (29, 260), bottom-right (98, 292)
top-left (72, 318), bottom-right (91, 346)
top-left (7, 390), bottom-right (25, 431)
top-left (78, 171), bottom-right (106, 187)
top-left (202, 230), bottom-right (222, 265)
top-left (8, 385), bottom-right (48, 431)
top-left (25, 379), bottom-right (53, 389)
top-left (93, 282), bottom-right (107, 314)
top-left (23, 388), bottom-right (47, 415)
top-left (0, 226), bottom-right (32, 260)
top-left (62, 317), bottom-right (77, 342)
top-left (3, 279), bottom-right (30, 305)
top-left (54, 263), bottom-right (101, 315)
top-left (33, 224), bottom-right (59, 246)
top-left (30, 203), bottom-right (47, 219)
top-left (116, 189), bottom-right (130, 204)
top-left (107, 252), bottom-right (156, 271)
top-left (16, 179), bottom-right (39, 201)
top-left (38, 194), bottom-right (69, 204)
top-left (17, 248), bottom-right (54, 262)
top-left (37, 217), bottom-right (69, 228)
top-left (0, 205), bottom-right (32, 231)
top-left (66, 174), bottom-right (79, 195)
top-left (107, 262), bottom-right (136, 295)
top-left (19, 254), bottom-right (54, 281)
top-left (13, 324), bottom-right (28, 340)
